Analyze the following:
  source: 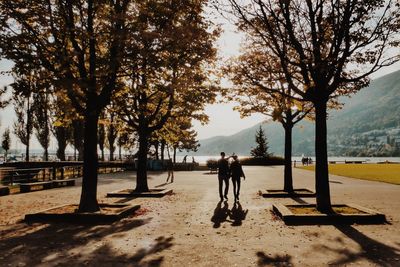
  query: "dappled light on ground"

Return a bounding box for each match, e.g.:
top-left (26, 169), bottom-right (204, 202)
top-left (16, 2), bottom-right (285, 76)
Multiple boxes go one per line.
top-left (0, 167), bottom-right (399, 266)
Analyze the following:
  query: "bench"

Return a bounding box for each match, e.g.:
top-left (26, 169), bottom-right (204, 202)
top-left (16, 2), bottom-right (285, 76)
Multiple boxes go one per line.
top-left (52, 179), bottom-right (76, 187)
top-left (209, 168), bottom-right (218, 174)
top-left (20, 181), bottom-right (53, 193)
top-left (345, 161), bottom-right (363, 164)
top-left (0, 186), bottom-right (10, 196)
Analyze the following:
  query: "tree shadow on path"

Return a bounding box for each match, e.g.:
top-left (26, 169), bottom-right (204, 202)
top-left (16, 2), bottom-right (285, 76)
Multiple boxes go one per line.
top-left (290, 197), bottom-right (308, 204)
top-left (0, 217), bottom-right (175, 266)
top-left (155, 182), bottom-right (170, 188)
top-left (256, 251), bottom-right (293, 267)
top-left (314, 224), bottom-right (400, 266)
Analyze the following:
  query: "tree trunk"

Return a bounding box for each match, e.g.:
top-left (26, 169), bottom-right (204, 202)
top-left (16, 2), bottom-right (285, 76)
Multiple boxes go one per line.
top-left (166, 144), bottom-right (171, 160)
top-left (108, 114), bottom-right (116, 161)
top-left (25, 98), bottom-right (31, 162)
top-left (135, 128), bottom-right (150, 192)
top-left (44, 148), bottom-right (48, 162)
top-left (44, 95), bottom-right (49, 162)
top-left (283, 125), bottom-right (294, 192)
top-left (58, 148), bottom-right (66, 161)
top-left (25, 141), bottom-right (29, 162)
top-left (78, 112), bottom-right (100, 212)
top-left (110, 147), bottom-right (115, 161)
top-left (118, 145), bottom-right (122, 160)
top-left (154, 142), bottom-right (159, 160)
top-left (173, 146), bottom-right (177, 164)
top-left (100, 149), bottom-right (104, 161)
top-left (314, 100), bottom-right (332, 212)
top-left (56, 127), bottom-right (67, 161)
top-left (160, 140), bottom-right (165, 161)
top-left (73, 120), bottom-right (84, 161)
top-left (78, 146), bottom-right (84, 161)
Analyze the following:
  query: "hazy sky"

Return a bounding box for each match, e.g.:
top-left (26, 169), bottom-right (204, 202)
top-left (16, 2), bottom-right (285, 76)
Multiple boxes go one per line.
top-left (193, 12), bottom-right (400, 140)
top-left (0, 8), bottom-right (399, 150)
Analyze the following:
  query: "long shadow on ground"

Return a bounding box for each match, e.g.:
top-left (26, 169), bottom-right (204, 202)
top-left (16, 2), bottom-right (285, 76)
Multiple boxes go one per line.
top-left (256, 251), bottom-right (293, 267)
top-left (0, 217), bottom-right (174, 266)
top-left (314, 224), bottom-right (400, 266)
top-left (211, 201), bottom-right (249, 228)
top-left (229, 202), bottom-right (248, 226)
top-left (290, 197), bottom-right (308, 204)
top-left (155, 182), bottom-right (169, 188)
top-left (211, 201), bottom-right (230, 228)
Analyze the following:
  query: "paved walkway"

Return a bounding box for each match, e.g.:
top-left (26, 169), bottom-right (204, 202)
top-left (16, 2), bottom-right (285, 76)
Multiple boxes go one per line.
top-left (0, 166), bottom-right (399, 266)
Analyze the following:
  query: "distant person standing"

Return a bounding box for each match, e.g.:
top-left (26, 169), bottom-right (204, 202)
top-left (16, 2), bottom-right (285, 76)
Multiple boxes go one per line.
top-left (230, 155), bottom-right (245, 202)
top-left (166, 159), bottom-right (174, 183)
top-left (218, 152), bottom-right (230, 201)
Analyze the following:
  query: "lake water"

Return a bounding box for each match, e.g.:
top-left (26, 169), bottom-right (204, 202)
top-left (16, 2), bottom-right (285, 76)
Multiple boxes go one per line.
top-left (178, 155), bottom-right (400, 164)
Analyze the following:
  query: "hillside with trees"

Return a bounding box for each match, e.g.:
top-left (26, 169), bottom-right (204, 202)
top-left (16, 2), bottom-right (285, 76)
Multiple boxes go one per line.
top-left (195, 69), bottom-right (400, 157)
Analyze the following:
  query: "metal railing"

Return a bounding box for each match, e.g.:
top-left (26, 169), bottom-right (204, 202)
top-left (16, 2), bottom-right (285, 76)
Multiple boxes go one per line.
top-left (0, 164), bottom-right (125, 186)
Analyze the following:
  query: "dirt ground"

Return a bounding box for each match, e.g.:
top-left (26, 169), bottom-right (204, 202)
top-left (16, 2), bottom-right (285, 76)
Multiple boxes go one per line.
top-left (0, 166), bottom-right (399, 266)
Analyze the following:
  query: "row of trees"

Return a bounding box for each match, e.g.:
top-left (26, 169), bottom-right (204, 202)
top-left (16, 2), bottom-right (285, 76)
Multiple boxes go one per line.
top-left (0, 85), bottom-right (129, 162)
top-left (0, 0), bottom-right (399, 215)
top-left (222, 0), bottom-right (400, 212)
top-left (0, 0), bottom-right (219, 212)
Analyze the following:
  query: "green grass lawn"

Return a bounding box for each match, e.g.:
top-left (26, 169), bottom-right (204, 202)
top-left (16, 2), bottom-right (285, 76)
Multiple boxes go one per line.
top-left (299, 164), bottom-right (400, 185)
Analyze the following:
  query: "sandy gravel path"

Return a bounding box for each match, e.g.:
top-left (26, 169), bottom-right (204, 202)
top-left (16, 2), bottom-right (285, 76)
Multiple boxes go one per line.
top-left (0, 166), bottom-right (399, 266)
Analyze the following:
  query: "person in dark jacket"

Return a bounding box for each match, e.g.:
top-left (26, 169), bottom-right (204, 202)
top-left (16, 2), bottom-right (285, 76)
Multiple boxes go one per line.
top-left (218, 152), bottom-right (230, 201)
top-left (230, 155), bottom-right (245, 202)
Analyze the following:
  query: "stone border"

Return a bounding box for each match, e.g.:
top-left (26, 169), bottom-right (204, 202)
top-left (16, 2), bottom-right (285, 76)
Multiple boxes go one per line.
top-left (25, 203), bottom-right (141, 224)
top-left (272, 203), bottom-right (386, 225)
top-left (0, 185), bottom-right (10, 196)
top-left (263, 188), bottom-right (315, 198)
top-left (20, 181), bottom-right (53, 193)
top-left (107, 188), bottom-right (173, 198)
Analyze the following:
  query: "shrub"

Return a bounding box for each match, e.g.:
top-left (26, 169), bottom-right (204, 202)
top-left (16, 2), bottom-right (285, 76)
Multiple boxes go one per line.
top-left (206, 159), bottom-right (218, 169)
top-left (240, 156), bottom-right (284, 166)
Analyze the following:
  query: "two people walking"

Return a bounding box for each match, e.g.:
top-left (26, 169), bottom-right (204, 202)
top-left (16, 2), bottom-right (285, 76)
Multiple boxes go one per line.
top-left (218, 152), bottom-right (245, 202)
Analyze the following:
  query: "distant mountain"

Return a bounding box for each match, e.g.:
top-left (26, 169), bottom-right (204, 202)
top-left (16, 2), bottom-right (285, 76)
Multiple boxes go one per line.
top-left (195, 69), bottom-right (400, 157)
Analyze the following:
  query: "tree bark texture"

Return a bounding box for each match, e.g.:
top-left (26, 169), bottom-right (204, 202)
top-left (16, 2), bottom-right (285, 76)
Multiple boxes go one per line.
top-left (160, 140), bottom-right (165, 161)
top-left (154, 142), bottom-right (159, 160)
top-left (314, 100), bottom-right (332, 212)
top-left (44, 148), bottom-right (48, 162)
top-left (78, 112), bottom-right (100, 212)
top-left (283, 125), bottom-right (294, 192)
top-left (56, 127), bottom-right (67, 161)
top-left (135, 128), bottom-right (150, 192)
top-left (73, 120), bottom-right (84, 161)
top-left (109, 146), bottom-right (115, 161)
top-left (25, 98), bottom-right (31, 162)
